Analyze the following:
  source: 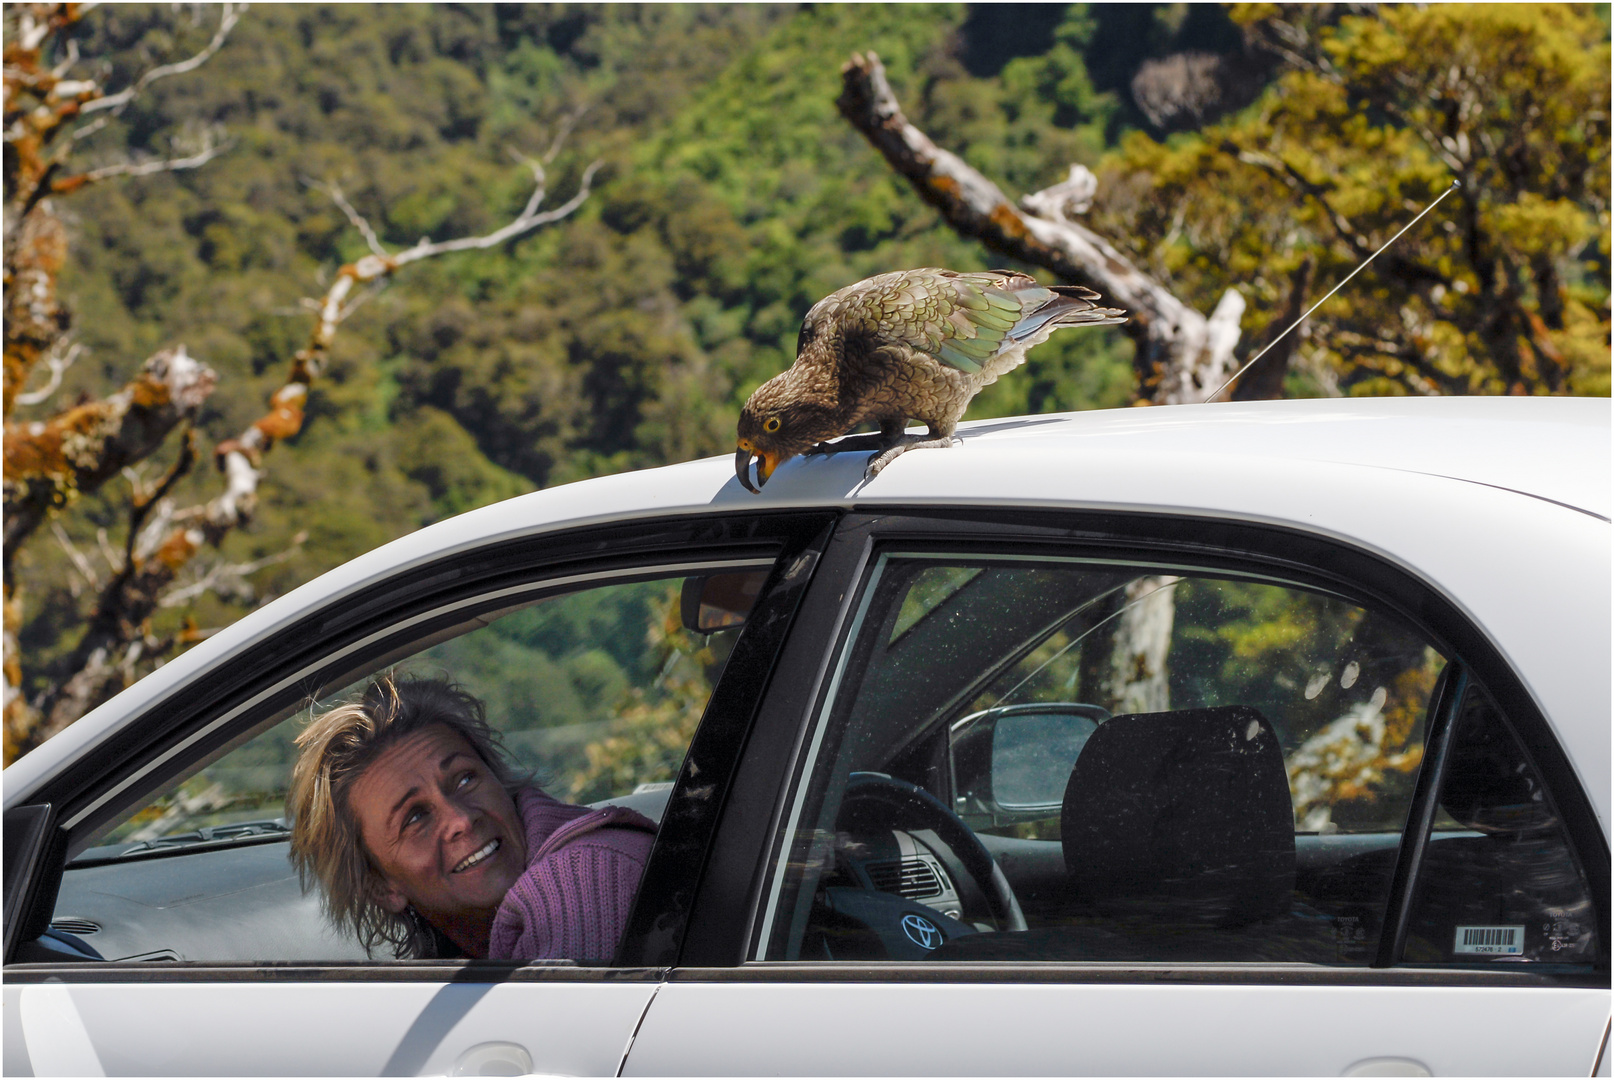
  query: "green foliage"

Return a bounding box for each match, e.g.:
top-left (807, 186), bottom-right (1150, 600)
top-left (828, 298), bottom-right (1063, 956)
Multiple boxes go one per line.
top-left (408, 577), bottom-right (730, 803)
top-left (1089, 3), bottom-right (1611, 397)
top-left (100, 575), bottom-right (729, 840)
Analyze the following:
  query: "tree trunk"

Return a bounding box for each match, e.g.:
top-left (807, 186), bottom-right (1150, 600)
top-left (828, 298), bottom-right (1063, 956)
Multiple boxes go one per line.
top-left (1078, 576), bottom-right (1178, 716)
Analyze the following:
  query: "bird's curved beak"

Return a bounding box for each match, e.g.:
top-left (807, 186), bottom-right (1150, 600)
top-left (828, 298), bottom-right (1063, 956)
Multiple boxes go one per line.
top-left (735, 441), bottom-right (779, 494)
top-left (735, 447), bottom-right (760, 493)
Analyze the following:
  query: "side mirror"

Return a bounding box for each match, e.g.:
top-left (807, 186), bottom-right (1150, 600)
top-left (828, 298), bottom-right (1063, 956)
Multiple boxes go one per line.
top-left (950, 704), bottom-right (1109, 825)
top-left (680, 570), bottom-right (768, 634)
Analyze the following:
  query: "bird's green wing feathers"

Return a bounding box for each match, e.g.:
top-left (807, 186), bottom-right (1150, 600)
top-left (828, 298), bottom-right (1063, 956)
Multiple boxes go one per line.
top-left (838, 269), bottom-right (1046, 375)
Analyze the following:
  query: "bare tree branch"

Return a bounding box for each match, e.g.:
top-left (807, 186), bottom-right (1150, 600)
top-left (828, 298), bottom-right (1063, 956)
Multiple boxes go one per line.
top-left (13, 339), bottom-right (80, 407)
top-left (837, 51), bottom-right (1243, 404)
top-left (159, 530), bottom-right (307, 608)
top-left (3, 345), bottom-right (217, 551)
top-left (122, 427), bottom-right (197, 566)
top-left (314, 179), bottom-right (388, 259)
top-left (12, 153), bottom-right (603, 755)
top-left (391, 159), bottom-right (602, 265)
top-left (50, 519), bottom-right (102, 594)
top-left (2, 3), bottom-right (244, 762)
top-left (52, 129), bottom-right (231, 195)
top-left (540, 105), bottom-right (588, 164)
top-left (79, 3), bottom-right (244, 117)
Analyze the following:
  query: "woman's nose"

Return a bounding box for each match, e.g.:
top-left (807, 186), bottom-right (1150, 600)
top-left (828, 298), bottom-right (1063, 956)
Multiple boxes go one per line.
top-left (438, 796), bottom-right (475, 837)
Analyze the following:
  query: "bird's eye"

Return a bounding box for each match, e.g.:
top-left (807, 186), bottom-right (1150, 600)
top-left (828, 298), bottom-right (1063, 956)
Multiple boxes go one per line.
top-left (764, 416), bottom-right (782, 434)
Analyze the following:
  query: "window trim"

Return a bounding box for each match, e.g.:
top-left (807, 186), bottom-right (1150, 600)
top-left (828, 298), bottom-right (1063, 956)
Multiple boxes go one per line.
top-left (616, 514), bottom-right (840, 966)
top-left (672, 961), bottom-right (1608, 989)
top-left (679, 508), bottom-right (1608, 984)
top-left (1377, 662), bottom-right (1468, 966)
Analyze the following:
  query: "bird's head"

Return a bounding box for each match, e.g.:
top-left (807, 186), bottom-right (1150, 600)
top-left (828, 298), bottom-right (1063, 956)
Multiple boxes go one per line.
top-left (735, 373), bottom-right (842, 493)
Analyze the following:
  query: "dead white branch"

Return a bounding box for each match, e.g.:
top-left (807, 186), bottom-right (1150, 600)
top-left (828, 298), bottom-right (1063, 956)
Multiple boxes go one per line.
top-left (297, 156), bottom-right (602, 374)
top-left (1021, 164), bottom-right (1098, 223)
top-left (94, 526), bottom-right (121, 574)
top-left (541, 105), bottom-right (588, 164)
top-left (50, 520), bottom-right (102, 594)
top-left (392, 159), bottom-right (603, 266)
top-left (81, 131), bottom-right (230, 184)
top-left (158, 530), bottom-right (307, 608)
top-left (79, 3), bottom-right (244, 118)
top-left (316, 180), bottom-right (387, 259)
top-left (198, 153), bottom-right (602, 544)
top-left (14, 341), bottom-right (82, 407)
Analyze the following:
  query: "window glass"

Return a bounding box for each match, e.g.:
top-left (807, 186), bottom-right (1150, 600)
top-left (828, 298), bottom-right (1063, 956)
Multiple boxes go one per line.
top-left (758, 554), bottom-right (1446, 965)
top-left (1403, 689), bottom-right (1599, 966)
top-left (50, 569), bottom-right (761, 963)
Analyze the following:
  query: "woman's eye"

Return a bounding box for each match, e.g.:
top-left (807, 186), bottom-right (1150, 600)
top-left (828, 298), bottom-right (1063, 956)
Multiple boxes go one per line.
top-left (403, 807), bottom-right (426, 829)
top-left (456, 771), bottom-right (475, 790)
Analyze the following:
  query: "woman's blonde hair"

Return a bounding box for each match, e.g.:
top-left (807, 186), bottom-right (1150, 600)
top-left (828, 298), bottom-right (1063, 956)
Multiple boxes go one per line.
top-left (288, 674), bottom-right (522, 958)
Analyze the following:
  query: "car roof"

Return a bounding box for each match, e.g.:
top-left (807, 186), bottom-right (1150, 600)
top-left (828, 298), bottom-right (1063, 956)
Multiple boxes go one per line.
top-left (9, 396), bottom-right (1609, 829)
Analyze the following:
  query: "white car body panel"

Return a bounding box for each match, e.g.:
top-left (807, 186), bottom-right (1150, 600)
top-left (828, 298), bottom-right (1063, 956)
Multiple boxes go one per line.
top-left (6, 980), bottom-right (655, 1077)
top-left (623, 981), bottom-right (1611, 1076)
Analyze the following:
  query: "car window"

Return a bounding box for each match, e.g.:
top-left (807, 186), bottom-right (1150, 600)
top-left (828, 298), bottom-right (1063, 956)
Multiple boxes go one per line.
top-left (756, 552), bottom-right (1446, 965)
top-left (50, 570), bottom-right (762, 963)
top-left (1403, 686), bottom-right (1600, 966)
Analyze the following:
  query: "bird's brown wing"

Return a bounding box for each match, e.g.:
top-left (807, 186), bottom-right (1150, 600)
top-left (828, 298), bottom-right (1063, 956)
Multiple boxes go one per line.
top-left (826, 268), bottom-right (1069, 375)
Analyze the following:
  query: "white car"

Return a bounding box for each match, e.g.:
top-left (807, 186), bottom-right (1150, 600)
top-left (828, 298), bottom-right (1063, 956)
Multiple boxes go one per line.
top-left (4, 396), bottom-right (1608, 1077)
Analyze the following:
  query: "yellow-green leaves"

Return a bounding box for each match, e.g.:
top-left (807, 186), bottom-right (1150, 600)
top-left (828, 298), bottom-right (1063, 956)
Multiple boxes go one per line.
top-left (1091, 3), bottom-right (1610, 398)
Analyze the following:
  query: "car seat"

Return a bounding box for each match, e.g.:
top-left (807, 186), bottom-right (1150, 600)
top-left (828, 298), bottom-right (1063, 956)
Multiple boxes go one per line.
top-left (934, 704), bottom-right (1334, 962)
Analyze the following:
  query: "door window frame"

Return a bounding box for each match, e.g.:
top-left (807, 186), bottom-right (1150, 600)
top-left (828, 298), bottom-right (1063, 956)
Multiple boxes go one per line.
top-left (677, 508), bottom-right (1609, 988)
top-left (5, 510), bottom-right (840, 978)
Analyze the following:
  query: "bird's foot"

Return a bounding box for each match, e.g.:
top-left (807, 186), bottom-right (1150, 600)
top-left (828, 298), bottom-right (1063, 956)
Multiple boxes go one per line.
top-left (864, 435), bottom-right (957, 479)
top-left (805, 432), bottom-right (893, 456)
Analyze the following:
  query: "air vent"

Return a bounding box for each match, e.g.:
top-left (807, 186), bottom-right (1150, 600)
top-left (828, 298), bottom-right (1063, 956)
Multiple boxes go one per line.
top-left (49, 917), bottom-right (100, 935)
top-left (865, 858), bottom-right (942, 900)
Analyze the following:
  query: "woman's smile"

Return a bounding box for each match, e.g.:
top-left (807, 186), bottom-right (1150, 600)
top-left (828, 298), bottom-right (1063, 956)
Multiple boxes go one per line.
top-left (452, 838), bottom-right (501, 873)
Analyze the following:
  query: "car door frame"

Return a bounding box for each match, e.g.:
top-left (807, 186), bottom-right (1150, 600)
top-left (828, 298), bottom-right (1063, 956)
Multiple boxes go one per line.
top-left (4, 508), bottom-right (837, 977)
top-left (674, 505), bottom-right (1610, 978)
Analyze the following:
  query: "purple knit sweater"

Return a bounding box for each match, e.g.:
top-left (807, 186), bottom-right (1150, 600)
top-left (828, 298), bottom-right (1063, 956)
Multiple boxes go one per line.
top-left (487, 787), bottom-right (657, 962)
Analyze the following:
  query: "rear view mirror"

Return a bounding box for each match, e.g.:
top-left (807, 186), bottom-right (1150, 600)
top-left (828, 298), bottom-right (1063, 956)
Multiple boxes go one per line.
top-left (991, 707), bottom-right (1105, 809)
top-left (951, 703), bottom-right (1109, 825)
top-left (680, 570), bottom-right (769, 634)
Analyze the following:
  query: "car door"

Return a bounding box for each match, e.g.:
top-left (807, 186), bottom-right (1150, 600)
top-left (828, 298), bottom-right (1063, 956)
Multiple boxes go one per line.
top-left (3, 511), bottom-right (836, 1077)
top-left (623, 509), bottom-right (1609, 1077)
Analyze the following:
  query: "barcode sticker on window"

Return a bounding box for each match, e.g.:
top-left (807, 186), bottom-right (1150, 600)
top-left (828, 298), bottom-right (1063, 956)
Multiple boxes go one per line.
top-left (1453, 925), bottom-right (1524, 955)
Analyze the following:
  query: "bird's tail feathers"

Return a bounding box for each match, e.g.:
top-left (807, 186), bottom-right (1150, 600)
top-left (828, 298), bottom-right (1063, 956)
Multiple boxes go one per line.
top-left (1047, 285), bottom-right (1128, 325)
top-left (1009, 287), bottom-right (1127, 343)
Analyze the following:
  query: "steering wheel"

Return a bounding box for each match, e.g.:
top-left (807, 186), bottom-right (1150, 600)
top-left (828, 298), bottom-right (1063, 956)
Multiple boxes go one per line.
top-left (837, 772), bottom-right (1027, 933)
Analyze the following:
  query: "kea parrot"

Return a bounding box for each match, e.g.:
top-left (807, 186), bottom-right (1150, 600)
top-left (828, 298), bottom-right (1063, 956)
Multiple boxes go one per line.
top-left (735, 267), bottom-right (1126, 491)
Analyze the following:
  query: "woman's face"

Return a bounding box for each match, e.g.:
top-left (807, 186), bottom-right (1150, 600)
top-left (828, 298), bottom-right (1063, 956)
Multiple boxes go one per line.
top-left (347, 724), bottom-right (528, 938)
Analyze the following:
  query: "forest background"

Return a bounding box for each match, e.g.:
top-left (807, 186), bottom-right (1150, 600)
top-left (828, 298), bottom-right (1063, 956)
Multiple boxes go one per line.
top-left (4, 3), bottom-right (1609, 768)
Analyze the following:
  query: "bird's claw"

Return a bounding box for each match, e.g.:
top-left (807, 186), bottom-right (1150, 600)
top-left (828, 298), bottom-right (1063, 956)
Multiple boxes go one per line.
top-left (862, 435), bottom-right (958, 480)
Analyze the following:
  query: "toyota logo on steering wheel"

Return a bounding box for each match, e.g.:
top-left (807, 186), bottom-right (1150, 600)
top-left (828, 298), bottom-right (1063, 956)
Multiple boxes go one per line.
top-left (900, 913), bottom-right (942, 950)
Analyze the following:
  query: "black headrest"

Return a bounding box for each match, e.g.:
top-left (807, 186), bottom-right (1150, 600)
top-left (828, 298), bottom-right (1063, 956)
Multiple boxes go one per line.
top-left (1061, 705), bottom-right (1295, 927)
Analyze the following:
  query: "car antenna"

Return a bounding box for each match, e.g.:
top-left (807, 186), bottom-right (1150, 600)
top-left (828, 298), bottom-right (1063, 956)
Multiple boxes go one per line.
top-left (1205, 178), bottom-right (1461, 402)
